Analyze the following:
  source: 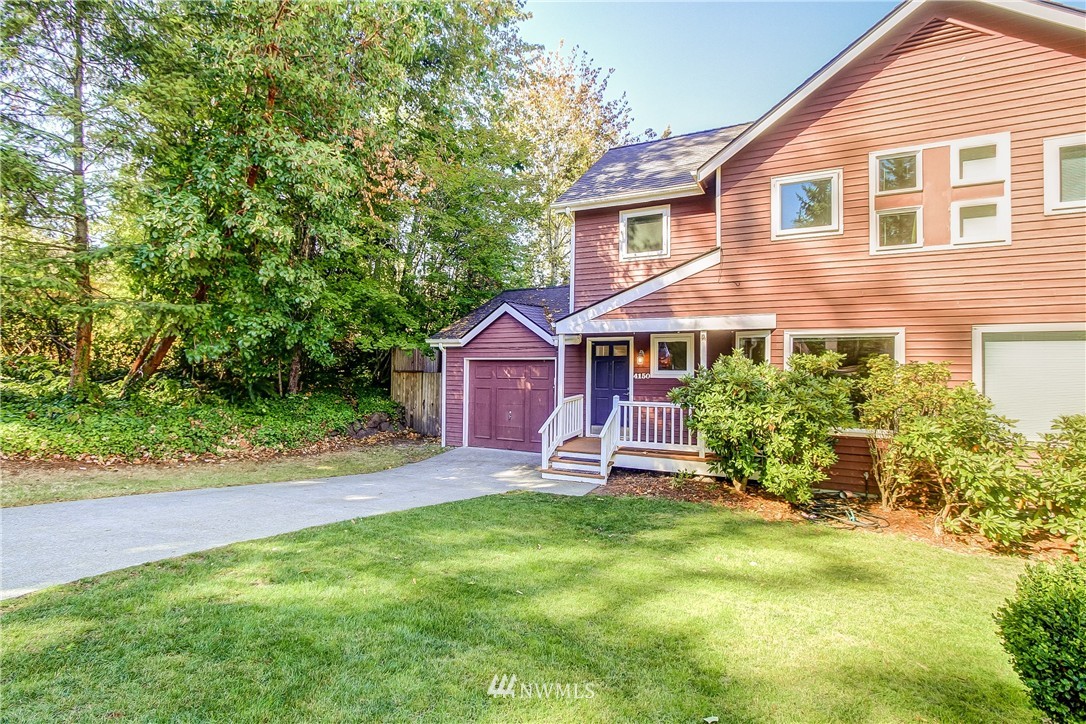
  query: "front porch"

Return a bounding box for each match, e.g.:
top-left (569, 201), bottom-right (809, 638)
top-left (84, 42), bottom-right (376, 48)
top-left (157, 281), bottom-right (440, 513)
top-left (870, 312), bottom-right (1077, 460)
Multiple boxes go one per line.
top-left (539, 395), bottom-right (718, 483)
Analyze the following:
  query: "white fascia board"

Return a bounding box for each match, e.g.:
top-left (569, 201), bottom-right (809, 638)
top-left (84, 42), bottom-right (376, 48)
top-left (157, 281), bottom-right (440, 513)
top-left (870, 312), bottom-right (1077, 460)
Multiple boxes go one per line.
top-left (555, 249), bottom-right (721, 335)
top-left (567, 314), bottom-right (777, 335)
top-left (695, 0), bottom-right (1084, 183)
top-left (458, 303), bottom-right (557, 347)
top-left (550, 182), bottom-right (704, 213)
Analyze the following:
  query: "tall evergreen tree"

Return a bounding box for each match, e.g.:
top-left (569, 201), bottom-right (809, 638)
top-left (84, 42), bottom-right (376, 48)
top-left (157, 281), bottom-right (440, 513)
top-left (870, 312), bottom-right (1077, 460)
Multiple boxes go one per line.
top-left (1, 0), bottom-right (138, 395)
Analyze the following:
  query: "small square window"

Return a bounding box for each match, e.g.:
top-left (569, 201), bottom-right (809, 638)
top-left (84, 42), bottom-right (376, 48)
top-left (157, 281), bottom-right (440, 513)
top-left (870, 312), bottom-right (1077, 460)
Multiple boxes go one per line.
top-left (736, 331), bottom-right (770, 364)
top-left (951, 134), bottom-right (1008, 186)
top-left (876, 209), bottom-right (920, 250)
top-left (877, 153), bottom-right (919, 193)
top-left (619, 206), bottom-right (670, 261)
top-left (1044, 134), bottom-right (1086, 215)
top-left (650, 334), bottom-right (694, 377)
top-left (951, 199), bottom-right (1009, 246)
top-left (771, 169), bottom-right (842, 239)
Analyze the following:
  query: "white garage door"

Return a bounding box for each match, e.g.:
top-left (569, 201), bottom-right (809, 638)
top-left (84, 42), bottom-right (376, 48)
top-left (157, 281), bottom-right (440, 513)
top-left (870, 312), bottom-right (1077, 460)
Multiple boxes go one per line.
top-left (982, 329), bottom-right (1086, 437)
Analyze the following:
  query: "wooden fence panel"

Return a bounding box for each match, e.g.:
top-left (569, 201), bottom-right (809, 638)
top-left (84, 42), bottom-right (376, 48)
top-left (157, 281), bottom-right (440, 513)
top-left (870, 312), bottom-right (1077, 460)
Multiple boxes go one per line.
top-left (390, 349), bottom-right (441, 437)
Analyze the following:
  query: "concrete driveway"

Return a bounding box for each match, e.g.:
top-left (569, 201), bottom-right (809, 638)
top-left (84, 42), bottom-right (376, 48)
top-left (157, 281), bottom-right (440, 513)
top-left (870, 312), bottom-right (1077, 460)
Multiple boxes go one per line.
top-left (0, 447), bottom-right (597, 600)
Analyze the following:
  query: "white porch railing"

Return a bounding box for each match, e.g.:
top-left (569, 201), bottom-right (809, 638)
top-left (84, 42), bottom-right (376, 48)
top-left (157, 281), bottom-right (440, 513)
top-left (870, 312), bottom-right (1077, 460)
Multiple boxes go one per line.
top-left (539, 395), bottom-right (585, 469)
top-left (618, 400), bottom-right (702, 454)
top-left (598, 395), bottom-right (622, 477)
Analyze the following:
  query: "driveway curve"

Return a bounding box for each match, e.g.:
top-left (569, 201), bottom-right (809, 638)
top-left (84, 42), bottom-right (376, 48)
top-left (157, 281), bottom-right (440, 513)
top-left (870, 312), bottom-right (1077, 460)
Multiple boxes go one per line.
top-left (1, 447), bottom-right (596, 599)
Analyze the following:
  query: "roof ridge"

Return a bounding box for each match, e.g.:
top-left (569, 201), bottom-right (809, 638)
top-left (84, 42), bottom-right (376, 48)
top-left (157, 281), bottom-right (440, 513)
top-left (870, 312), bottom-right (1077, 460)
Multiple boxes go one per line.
top-left (607, 122), bottom-right (753, 152)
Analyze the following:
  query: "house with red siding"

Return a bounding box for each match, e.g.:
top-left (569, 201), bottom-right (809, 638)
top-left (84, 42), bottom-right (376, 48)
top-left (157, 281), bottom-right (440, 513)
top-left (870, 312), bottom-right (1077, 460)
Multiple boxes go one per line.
top-left (428, 0), bottom-right (1086, 486)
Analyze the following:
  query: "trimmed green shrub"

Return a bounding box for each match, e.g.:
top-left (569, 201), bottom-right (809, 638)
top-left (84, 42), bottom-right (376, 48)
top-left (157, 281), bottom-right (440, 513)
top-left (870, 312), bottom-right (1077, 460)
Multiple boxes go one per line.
top-left (669, 350), bottom-right (853, 503)
top-left (996, 560), bottom-right (1086, 723)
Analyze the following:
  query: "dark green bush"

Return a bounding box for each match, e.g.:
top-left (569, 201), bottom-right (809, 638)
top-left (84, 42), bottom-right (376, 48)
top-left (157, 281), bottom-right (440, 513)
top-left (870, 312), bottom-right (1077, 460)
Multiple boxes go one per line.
top-left (996, 560), bottom-right (1086, 723)
top-left (669, 350), bottom-right (854, 503)
top-left (0, 378), bottom-right (399, 460)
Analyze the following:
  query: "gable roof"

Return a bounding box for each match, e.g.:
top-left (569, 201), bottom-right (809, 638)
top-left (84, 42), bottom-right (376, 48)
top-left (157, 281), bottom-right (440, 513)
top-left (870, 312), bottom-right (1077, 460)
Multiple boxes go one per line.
top-left (428, 286), bottom-right (569, 344)
top-left (694, 0), bottom-right (1086, 182)
top-left (552, 124), bottom-right (750, 211)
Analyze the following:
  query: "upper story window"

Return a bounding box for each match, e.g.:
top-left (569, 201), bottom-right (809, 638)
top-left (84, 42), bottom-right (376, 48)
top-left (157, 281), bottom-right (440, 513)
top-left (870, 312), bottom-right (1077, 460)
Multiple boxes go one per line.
top-left (1043, 133), bottom-right (1086, 215)
top-left (619, 205), bottom-right (670, 261)
top-left (951, 198), bottom-right (1009, 246)
top-left (771, 169), bottom-right (843, 240)
top-left (950, 134), bottom-right (1009, 186)
top-left (877, 151), bottom-right (921, 193)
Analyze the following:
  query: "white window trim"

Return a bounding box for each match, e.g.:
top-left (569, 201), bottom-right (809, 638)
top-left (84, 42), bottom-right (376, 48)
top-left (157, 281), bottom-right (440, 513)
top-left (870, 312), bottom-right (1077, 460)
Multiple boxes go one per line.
top-left (871, 205), bottom-right (924, 254)
top-left (735, 330), bottom-right (772, 365)
top-left (950, 197), bottom-right (1011, 247)
top-left (1043, 133), bottom-right (1086, 216)
top-left (872, 148), bottom-right (923, 195)
top-left (619, 205), bottom-right (670, 262)
top-left (783, 328), bottom-right (905, 368)
top-left (949, 132), bottom-right (1010, 187)
top-left (771, 168), bottom-right (843, 240)
top-left (650, 333), bottom-right (695, 378)
top-left (970, 322), bottom-right (1086, 395)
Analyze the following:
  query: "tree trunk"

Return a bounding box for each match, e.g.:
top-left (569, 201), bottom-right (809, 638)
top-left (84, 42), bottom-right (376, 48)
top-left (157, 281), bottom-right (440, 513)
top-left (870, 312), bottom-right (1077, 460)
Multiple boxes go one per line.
top-left (287, 347), bottom-right (303, 394)
top-left (67, 0), bottom-right (93, 396)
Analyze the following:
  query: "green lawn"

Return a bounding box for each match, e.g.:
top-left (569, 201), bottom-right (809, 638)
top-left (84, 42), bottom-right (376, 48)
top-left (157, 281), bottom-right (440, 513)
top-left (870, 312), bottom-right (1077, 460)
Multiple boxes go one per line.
top-left (0, 440), bottom-right (444, 507)
top-left (1, 494), bottom-right (1032, 723)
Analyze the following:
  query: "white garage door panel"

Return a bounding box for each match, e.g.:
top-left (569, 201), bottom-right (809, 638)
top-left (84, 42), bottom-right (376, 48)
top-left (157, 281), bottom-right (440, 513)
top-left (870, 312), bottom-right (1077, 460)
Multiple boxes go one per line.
top-left (983, 331), bottom-right (1086, 436)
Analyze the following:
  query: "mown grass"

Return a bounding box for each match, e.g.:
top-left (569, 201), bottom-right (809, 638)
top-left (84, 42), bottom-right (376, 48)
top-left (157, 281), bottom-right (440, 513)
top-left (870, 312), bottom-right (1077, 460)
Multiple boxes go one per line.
top-left (1, 494), bottom-right (1032, 722)
top-left (0, 440), bottom-right (444, 507)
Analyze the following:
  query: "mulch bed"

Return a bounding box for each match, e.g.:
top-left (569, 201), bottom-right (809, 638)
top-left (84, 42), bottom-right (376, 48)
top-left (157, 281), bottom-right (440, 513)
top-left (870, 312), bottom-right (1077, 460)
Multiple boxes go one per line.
top-left (594, 468), bottom-right (1076, 560)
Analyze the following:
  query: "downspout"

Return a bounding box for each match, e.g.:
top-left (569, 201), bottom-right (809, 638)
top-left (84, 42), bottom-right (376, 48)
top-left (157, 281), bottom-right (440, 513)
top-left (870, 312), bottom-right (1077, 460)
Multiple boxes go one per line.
top-left (563, 206), bottom-right (575, 312)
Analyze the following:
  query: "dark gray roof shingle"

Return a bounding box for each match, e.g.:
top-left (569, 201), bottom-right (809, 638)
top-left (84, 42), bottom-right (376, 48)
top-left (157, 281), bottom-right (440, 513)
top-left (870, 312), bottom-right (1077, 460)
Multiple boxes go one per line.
top-left (433, 286), bottom-right (569, 340)
top-left (554, 124), bottom-right (751, 206)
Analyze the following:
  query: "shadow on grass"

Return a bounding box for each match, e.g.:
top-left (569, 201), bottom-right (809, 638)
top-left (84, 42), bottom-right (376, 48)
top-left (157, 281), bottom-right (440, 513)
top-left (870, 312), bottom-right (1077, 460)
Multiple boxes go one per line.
top-left (1, 493), bottom-right (1032, 723)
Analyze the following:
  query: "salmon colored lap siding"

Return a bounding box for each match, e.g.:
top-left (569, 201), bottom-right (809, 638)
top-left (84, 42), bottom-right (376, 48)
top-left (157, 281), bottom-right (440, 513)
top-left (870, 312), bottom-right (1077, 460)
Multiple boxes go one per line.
top-left (573, 184), bottom-right (717, 310)
top-left (443, 314), bottom-right (556, 447)
top-left (598, 3), bottom-right (1086, 382)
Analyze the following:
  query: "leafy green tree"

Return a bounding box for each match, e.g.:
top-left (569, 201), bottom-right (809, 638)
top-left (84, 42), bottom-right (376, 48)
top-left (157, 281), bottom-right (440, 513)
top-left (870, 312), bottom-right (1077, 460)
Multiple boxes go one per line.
top-left (120, 0), bottom-right (525, 394)
top-left (503, 43), bottom-right (636, 286)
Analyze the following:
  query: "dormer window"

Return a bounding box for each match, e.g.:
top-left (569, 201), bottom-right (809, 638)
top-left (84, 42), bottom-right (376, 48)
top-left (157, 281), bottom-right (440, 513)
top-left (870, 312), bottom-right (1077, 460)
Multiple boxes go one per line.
top-left (619, 205), bottom-right (670, 261)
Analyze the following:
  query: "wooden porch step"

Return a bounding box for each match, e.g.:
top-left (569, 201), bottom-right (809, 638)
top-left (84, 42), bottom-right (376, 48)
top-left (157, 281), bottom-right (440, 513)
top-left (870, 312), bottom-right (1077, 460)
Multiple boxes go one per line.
top-left (556, 436), bottom-right (602, 455)
top-left (548, 455), bottom-right (600, 474)
top-left (540, 467), bottom-right (607, 483)
top-left (617, 446), bottom-right (719, 462)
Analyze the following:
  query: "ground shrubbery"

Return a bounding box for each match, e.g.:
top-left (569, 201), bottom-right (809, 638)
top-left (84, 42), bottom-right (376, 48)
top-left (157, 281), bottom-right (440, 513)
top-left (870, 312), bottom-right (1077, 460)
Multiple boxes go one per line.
top-left (673, 352), bottom-right (1086, 549)
top-left (858, 356), bottom-right (1086, 549)
top-left (1, 365), bottom-right (398, 460)
top-left (669, 350), bottom-right (853, 503)
top-left (996, 560), bottom-right (1086, 723)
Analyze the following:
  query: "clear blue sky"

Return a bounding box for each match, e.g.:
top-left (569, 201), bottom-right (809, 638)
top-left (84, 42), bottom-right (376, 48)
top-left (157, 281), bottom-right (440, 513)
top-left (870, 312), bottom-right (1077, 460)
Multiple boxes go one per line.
top-left (519, 1), bottom-right (902, 136)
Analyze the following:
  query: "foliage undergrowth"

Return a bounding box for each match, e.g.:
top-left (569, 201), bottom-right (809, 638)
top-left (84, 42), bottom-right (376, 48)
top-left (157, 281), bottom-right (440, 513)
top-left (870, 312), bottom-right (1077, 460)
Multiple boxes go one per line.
top-left (1, 368), bottom-right (397, 460)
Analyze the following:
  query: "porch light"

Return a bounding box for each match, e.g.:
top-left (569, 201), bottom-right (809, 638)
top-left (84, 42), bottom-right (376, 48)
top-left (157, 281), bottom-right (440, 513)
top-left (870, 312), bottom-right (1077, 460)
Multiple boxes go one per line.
top-left (636, 349), bottom-right (646, 366)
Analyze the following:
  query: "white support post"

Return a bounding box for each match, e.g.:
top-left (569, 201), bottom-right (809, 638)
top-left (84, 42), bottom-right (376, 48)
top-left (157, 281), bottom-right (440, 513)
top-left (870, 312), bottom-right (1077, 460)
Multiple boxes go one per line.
top-left (699, 330), bottom-right (708, 370)
top-left (556, 335), bottom-right (566, 406)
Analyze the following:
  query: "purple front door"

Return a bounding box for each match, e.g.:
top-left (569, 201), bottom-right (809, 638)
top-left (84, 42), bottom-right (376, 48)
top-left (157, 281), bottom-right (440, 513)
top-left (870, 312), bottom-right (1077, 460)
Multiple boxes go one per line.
top-left (590, 341), bottom-right (630, 426)
top-left (468, 360), bottom-right (555, 452)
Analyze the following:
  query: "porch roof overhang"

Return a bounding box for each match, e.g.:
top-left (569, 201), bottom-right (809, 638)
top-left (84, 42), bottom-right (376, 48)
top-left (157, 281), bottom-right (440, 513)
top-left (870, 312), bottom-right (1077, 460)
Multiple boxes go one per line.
top-left (557, 314), bottom-right (776, 336)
